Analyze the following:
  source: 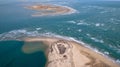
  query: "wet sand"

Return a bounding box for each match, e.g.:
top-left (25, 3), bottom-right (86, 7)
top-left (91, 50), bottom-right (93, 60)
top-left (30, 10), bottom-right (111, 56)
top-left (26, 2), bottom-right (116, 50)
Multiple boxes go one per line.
top-left (22, 37), bottom-right (120, 67)
top-left (25, 4), bottom-right (76, 16)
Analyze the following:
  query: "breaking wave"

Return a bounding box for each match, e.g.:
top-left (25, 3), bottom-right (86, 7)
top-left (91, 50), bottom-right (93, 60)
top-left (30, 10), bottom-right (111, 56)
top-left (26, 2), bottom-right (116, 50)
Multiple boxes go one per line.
top-left (86, 33), bottom-right (104, 43)
top-left (67, 20), bottom-right (90, 26)
top-left (0, 29), bottom-right (83, 41)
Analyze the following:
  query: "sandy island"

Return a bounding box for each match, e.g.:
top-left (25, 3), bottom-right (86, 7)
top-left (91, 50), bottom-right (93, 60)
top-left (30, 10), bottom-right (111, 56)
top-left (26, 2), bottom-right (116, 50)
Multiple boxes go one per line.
top-left (25, 4), bottom-right (76, 16)
top-left (22, 37), bottom-right (120, 67)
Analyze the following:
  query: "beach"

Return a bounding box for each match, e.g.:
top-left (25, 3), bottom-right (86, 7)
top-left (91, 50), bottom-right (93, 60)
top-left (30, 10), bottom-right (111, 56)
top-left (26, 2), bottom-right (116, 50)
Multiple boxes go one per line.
top-left (22, 37), bottom-right (120, 67)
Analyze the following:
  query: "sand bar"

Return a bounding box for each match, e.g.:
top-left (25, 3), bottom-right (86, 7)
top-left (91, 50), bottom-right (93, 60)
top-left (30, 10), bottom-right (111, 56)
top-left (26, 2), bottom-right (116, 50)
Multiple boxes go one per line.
top-left (25, 4), bottom-right (77, 16)
top-left (22, 37), bottom-right (120, 67)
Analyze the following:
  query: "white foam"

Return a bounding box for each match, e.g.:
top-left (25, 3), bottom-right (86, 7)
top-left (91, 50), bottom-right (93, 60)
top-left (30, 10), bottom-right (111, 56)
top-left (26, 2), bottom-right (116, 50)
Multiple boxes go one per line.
top-left (95, 23), bottom-right (100, 27)
top-left (91, 37), bottom-right (104, 43)
top-left (86, 33), bottom-right (90, 36)
top-left (77, 20), bottom-right (90, 26)
top-left (67, 20), bottom-right (90, 26)
top-left (67, 21), bottom-right (76, 24)
top-left (77, 23), bottom-right (84, 25)
top-left (109, 44), bottom-right (120, 54)
top-left (110, 18), bottom-right (120, 24)
top-left (95, 23), bottom-right (105, 27)
top-left (78, 29), bottom-right (82, 32)
top-left (0, 29), bottom-right (42, 40)
top-left (36, 27), bottom-right (42, 30)
top-left (77, 22), bottom-right (89, 26)
top-left (104, 51), bottom-right (110, 55)
top-left (86, 33), bottom-right (104, 43)
top-left (116, 59), bottom-right (120, 64)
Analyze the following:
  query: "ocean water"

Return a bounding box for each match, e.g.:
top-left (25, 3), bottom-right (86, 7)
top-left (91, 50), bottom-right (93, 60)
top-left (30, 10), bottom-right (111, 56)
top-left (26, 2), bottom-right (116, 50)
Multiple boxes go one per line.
top-left (0, 0), bottom-right (120, 67)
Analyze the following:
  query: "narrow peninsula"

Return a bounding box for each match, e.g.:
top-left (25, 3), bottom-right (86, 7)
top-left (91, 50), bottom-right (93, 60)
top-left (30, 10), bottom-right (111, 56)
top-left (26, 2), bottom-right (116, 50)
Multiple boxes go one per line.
top-left (22, 37), bottom-right (120, 67)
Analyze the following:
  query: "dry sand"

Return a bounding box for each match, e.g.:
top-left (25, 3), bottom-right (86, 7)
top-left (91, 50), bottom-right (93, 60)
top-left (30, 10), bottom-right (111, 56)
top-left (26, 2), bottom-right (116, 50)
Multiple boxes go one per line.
top-left (22, 37), bottom-right (120, 67)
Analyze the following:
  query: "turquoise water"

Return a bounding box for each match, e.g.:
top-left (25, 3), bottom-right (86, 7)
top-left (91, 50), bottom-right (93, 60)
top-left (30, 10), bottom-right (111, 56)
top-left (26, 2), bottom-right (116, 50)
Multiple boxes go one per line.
top-left (0, 0), bottom-right (120, 67)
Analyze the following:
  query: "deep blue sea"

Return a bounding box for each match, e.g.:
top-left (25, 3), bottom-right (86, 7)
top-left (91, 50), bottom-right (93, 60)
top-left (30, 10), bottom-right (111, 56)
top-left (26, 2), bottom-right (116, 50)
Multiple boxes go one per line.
top-left (0, 0), bottom-right (120, 67)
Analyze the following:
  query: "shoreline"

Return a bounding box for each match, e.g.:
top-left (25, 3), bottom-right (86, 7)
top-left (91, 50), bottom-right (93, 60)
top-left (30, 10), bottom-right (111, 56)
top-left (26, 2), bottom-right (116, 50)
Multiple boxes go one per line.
top-left (22, 36), bottom-right (120, 67)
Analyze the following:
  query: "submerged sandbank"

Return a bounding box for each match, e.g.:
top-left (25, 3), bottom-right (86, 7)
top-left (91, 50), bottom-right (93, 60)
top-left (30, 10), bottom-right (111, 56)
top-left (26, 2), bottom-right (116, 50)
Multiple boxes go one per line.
top-left (22, 37), bottom-right (120, 67)
top-left (25, 4), bottom-right (77, 16)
